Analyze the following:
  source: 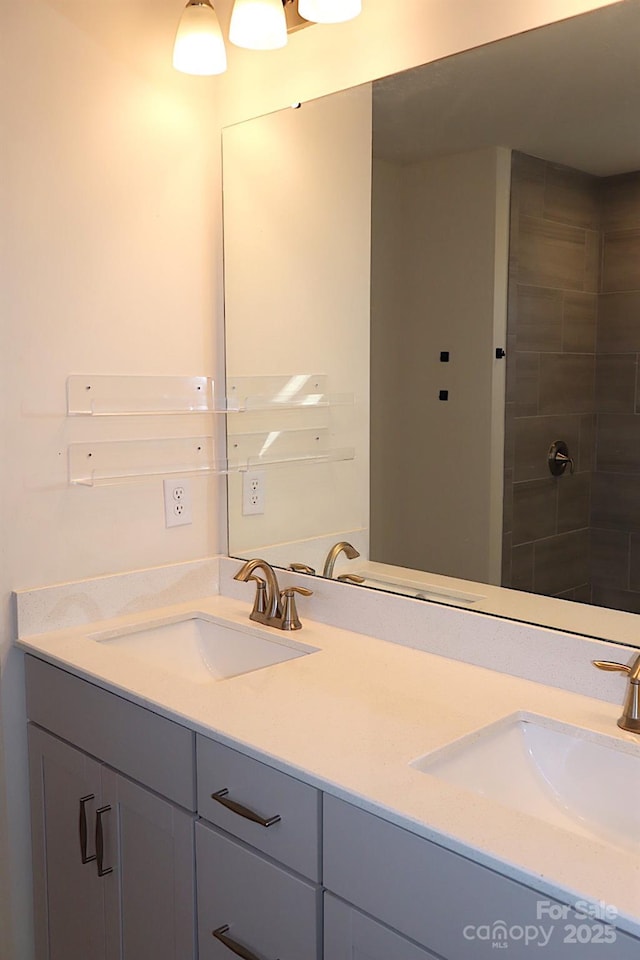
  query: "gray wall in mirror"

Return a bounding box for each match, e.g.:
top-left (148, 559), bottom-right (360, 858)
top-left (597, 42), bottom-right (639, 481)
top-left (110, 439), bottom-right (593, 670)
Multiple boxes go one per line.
top-left (224, 1), bottom-right (640, 648)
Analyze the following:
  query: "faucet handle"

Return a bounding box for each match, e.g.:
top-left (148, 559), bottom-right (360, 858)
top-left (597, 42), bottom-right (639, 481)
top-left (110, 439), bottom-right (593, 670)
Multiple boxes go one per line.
top-left (247, 575), bottom-right (267, 618)
top-left (593, 656), bottom-right (640, 682)
top-left (337, 573), bottom-right (365, 584)
top-left (288, 563), bottom-right (316, 575)
top-left (593, 656), bottom-right (640, 734)
top-left (279, 586), bottom-right (313, 631)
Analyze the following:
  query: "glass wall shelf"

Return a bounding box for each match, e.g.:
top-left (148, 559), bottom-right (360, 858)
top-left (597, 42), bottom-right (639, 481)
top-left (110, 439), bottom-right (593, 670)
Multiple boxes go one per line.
top-left (66, 374), bottom-right (353, 416)
top-left (67, 375), bottom-right (216, 416)
top-left (226, 375), bottom-right (353, 412)
top-left (68, 430), bottom-right (354, 486)
top-left (226, 428), bottom-right (354, 471)
top-left (68, 437), bottom-right (217, 486)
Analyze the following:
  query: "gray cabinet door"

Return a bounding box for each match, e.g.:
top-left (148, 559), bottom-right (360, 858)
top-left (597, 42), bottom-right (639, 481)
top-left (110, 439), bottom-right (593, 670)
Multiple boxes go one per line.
top-left (102, 769), bottom-right (196, 960)
top-left (324, 895), bottom-right (441, 960)
top-left (28, 724), bottom-right (113, 960)
top-left (29, 724), bottom-right (196, 960)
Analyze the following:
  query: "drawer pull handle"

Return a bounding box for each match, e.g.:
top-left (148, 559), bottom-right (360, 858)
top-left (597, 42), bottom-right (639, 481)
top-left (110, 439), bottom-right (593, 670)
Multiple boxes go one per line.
top-left (95, 805), bottom-right (113, 877)
top-left (213, 924), bottom-right (279, 960)
top-left (78, 795), bottom-right (96, 864)
top-left (211, 789), bottom-right (281, 828)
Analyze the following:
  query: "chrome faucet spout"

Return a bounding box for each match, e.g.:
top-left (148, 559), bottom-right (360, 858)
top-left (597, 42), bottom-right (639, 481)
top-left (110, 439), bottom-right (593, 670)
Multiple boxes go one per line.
top-left (322, 541), bottom-right (360, 579)
top-left (234, 558), bottom-right (282, 620)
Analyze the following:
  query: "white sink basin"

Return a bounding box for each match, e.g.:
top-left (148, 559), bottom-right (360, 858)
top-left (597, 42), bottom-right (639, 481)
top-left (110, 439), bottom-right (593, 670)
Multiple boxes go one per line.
top-left (89, 615), bottom-right (318, 684)
top-left (412, 712), bottom-right (640, 852)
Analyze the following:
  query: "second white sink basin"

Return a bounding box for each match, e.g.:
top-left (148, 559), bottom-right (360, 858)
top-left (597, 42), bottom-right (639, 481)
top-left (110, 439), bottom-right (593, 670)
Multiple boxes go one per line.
top-left (89, 614), bottom-right (318, 683)
top-left (412, 713), bottom-right (640, 852)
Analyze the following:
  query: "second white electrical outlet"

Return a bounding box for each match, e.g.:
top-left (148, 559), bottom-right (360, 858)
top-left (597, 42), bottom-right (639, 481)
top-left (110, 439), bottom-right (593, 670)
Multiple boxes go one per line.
top-left (242, 470), bottom-right (266, 516)
top-left (163, 478), bottom-right (193, 527)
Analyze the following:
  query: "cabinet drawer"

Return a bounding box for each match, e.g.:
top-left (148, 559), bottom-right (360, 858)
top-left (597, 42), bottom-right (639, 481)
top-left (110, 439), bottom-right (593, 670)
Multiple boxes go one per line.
top-left (197, 735), bottom-right (320, 880)
top-left (25, 656), bottom-right (195, 810)
top-left (196, 821), bottom-right (320, 960)
top-left (324, 796), bottom-right (640, 960)
top-left (325, 894), bottom-right (439, 959)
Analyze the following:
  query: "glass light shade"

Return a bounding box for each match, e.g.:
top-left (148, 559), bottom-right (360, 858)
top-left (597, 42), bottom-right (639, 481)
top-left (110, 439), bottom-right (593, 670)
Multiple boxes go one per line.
top-left (173, 1), bottom-right (227, 76)
top-left (298, 0), bottom-right (361, 23)
top-left (229, 0), bottom-right (288, 50)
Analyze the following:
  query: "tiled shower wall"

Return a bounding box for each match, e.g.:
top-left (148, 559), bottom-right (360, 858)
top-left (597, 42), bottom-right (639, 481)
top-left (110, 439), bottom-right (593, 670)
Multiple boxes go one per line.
top-left (503, 154), bottom-right (597, 600)
top-left (591, 173), bottom-right (640, 613)
top-left (504, 156), bottom-right (640, 610)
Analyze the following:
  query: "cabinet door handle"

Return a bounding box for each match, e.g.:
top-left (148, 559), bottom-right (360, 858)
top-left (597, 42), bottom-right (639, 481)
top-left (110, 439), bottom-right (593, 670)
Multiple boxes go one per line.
top-left (95, 805), bottom-right (113, 877)
top-left (212, 924), bottom-right (279, 960)
top-left (78, 795), bottom-right (96, 864)
top-left (211, 789), bottom-right (281, 828)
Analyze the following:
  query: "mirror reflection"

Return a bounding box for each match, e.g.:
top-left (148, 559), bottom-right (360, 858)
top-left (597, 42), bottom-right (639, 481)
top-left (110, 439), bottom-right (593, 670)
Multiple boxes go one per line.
top-left (224, 1), bottom-right (640, 647)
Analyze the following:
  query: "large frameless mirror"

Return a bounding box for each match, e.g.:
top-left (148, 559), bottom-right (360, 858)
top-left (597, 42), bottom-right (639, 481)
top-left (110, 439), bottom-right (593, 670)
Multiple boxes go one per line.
top-left (223, 2), bottom-right (640, 648)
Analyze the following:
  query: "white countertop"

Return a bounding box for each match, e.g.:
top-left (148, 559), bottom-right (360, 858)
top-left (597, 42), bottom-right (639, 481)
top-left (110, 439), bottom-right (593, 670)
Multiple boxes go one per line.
top-left (17, 593), bottom-right (640, 938)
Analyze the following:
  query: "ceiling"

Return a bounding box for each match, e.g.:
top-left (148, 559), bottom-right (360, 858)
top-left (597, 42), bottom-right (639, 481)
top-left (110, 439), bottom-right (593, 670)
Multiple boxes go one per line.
top-left (373, 1), bottom-right (640, 176)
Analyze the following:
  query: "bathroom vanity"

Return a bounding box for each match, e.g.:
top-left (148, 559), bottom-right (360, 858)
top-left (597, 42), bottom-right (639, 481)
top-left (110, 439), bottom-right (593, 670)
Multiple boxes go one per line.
top-left (17, 574), bottom-right (640, 960)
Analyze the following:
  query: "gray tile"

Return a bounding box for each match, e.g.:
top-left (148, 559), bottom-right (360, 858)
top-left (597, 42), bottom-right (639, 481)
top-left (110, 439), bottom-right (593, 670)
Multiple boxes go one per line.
top-left (597, 292), bottom-right (640, 353)
top-left (553, 587), bottom-right (577, 601)
top-left (584, 230), bottom-right (601, 293)
top-left (602, 229), bottom-right (640, 293)
top-left (595, 355), bottom-right (637, 414)
top-left (572, 583), bottom-right (592, 604)
top-left (591, 527), bottom-right (630, 589)
top-left (514, 415), bottom-right (581, 482)
top-left (515, 352), bottom-right (540, 417)
top-left (511, 542), bottom-right (534, 592)
top-left (600, 172), bottom-right (640, 231)
top-left (512, 478), bottom-right (557, 545)
top-left (553, 585), bottom-right (590, 602)
top-left (591, 472), bottom-right (640, 532)
top-left (505, 339), bottom-right (518, 405)
top-left (591, 585), bottom-right (640, 614)
top-left (538, 354), bottom-right (595, 415)
top-left (543, 163), bottom-right (600, 230)
top-left (502, 532), bottom-right (512, 585)
top-left (533, 529), bottom-right (590, 596)
top-left (630, 534), bottom-right (640, 591)
top-left (578, 414), bottom-right (596, 472)
top-left (557, 471), bottom-right (590, 534)
top-left (516, 285), bottom-right (562, 352)
top-left (562, 292), bottom-right (597, 353)
top-left (519, 217), bottom-right (587, 291)
top-left (512, 153), bottom-right (545, 219)
top-left (507, 282), bottom-right (518, 336)
top-left (502, 471), bottom-right (513, 535)
top-left (504, 409), bottom-right (515, 471)
top-left (596, 414), bottom-right (640, 473)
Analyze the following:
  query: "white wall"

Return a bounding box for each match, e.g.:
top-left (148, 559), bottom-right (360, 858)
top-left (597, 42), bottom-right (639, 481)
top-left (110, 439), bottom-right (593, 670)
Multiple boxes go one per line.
top-left (0, 2), bottom-right (223, 956)
top-left (214, 0), bottom-right (621, 125)
top-left (223, 85), bottom-right (371, 564)
top-left (370, 148), bottom-right (511, 584)
top-left (0, 1), bottom-right (621, 957)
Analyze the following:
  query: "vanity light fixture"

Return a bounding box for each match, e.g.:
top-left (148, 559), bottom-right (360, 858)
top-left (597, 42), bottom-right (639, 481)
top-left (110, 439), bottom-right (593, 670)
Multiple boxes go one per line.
top-left (229, 0), bottom-right (288, 49)
top-left (298, 0), bottom-right (361, 23)
top-left (173, 0), bottom-right (227, 75)
top-left (173, 0), bottom-right (361, 75)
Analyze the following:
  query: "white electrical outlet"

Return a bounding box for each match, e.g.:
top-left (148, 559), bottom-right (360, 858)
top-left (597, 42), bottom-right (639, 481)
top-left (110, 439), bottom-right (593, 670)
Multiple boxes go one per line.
top-left (163, 478), bottom-right (193, 527)
top-left (242, 470), bottom-right (266, 516)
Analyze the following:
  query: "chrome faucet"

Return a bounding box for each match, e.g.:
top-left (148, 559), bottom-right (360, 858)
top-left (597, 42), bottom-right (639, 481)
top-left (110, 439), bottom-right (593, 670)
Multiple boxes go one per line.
top-left (234, 559), bottom-right (312, 631)
top-left (322, 541), bottom-right (361, 579)
top-left (593, 654), bottom-right (640, 734)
